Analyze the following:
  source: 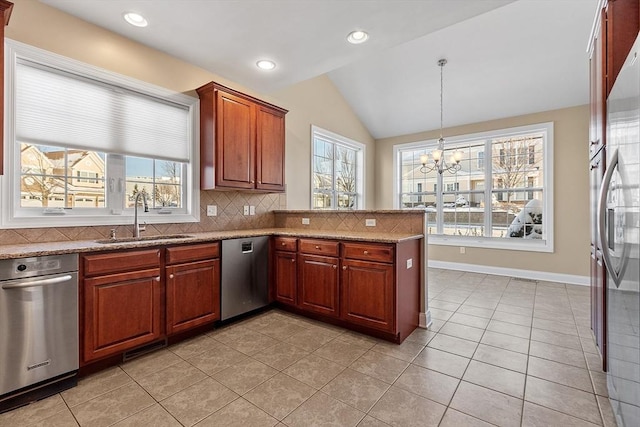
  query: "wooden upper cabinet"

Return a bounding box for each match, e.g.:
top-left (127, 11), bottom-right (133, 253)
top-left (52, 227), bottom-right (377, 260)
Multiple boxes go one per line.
top-left (0, 1), bottom-right (13, 176)
top-left (605, 0), bottom-right (640, 96)
top-left (196, 81), bottom-right (287, 192)
top-left (256, 105), bottom-right (286, 191)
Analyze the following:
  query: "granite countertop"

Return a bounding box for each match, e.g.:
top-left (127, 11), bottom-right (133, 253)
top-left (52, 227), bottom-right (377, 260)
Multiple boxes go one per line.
top-left (0, 228), bottom-right (423, 260)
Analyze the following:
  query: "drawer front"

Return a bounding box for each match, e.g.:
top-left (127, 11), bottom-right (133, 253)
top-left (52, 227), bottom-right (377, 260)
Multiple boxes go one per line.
top-left (274, 236), bottom-right (297, 252)
top-left (299, 239), bottom-right (339, 257)
top-left (342, 242), bottom-right (394, 263)
top-left (82, 249), bottom-right (161, 277)
top-left (166, 242), bottom-right (220, 265)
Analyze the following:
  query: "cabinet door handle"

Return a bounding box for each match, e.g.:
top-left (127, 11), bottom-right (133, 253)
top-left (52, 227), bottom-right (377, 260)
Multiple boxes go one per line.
top-left (258, 181), bottom-right (262, 184)
top-left (169, 274), bottom-right (174, 279)
top-left (363, 250), bottom-right (369, 255)
top-left (251, 180), bottom-right (255, 184)
top-left (154, 276), bottom-right (161, 282)
top-left (332, 264), bottom-right (337, 269)
top-left (291, 258), bottom-right (295, 263)
top-left (342, 266), bottom-right (347, 270)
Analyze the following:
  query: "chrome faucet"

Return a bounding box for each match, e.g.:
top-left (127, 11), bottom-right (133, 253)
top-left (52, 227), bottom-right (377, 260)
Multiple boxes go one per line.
top-left (133, 192), bottom-right (149, 238)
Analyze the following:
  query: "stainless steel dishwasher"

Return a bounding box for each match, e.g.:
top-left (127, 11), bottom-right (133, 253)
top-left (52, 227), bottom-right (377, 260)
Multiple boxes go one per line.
top-left (221, 236), bottom-right (269, 320)
top-left (0, 254), bottom-right (79, 413)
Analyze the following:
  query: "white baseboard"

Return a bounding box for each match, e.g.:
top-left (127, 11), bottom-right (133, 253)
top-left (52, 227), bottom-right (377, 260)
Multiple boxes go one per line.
top-left (418, 310), bottom-right (432, 329)
top-left (428, 260), bottom-right (589, 286)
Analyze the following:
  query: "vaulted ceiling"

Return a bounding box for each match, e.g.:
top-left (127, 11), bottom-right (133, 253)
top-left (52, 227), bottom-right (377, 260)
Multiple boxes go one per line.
top-left (41, 0), bottom-right (598, 139)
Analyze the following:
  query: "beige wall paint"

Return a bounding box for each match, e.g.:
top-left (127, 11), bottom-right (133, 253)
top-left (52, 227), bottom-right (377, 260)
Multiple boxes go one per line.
top-left (375, 105), bottom-right (590, 277)
top-left (272, 76), bottom-right (375, 209)
top-left (5, 0), bottom-right (374, 210)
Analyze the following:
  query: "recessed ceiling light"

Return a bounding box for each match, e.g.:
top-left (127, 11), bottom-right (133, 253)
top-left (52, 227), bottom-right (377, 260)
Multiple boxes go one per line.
top-left (347, 30), bottom-right (369, 44)
top-left (256, 60), bottom-right (276, 71)
top-left (123, 12), bottom-right (148, 27)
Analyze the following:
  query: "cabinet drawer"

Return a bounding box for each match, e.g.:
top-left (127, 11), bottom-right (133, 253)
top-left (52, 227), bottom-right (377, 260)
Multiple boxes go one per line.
top-left (82, 249), bottom-right (160, 277)
top-left (342, 242), bottom-right (394, 263)
top-left (166, 242), bottom-right (220, 265)
top-left (299, 239), bottom-right (339, 256)
top-left (274, 236), bottom-right (297, 252)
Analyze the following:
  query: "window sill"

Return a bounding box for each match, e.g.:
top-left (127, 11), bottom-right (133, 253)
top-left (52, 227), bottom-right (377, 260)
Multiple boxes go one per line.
top-left (428, 234), bottom-right (553, 253)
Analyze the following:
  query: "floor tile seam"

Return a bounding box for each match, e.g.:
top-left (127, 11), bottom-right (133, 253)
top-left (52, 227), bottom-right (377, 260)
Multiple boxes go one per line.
top-left (119, 352), bottom-right (185, 382)
top-left (367, 346), bottom-right (422, 364)
top-left (437, 406), bottom-right (502, 427)
top-left (464, 358), bottom-right (529, 385)
top-left (318, 373), bottom-right (392, 415)
top-left (142, 373), bottom-right (216, 405)
top-left (527, 352), bottom-right (589, 370)
top-left (522, 395), bottom-right (604, 426)
top-left (64, 377), bottom-right (139, 410)
top-left (453, 379), bottom-right (525, 424)
top-left (524, 367), bottom-right (595, 394)
top-left (14, 393), bottom-right (78, 427)
top-left (212, 365), bottom-right (280, 397)
top-left (159, 393), bottom-right (243, 427)
top-left (93, 388), bottom-right (157, 427)
top-left (60, 375), bottom-right (137, 411)
top-left (276, 388), bottom-right (326, 423)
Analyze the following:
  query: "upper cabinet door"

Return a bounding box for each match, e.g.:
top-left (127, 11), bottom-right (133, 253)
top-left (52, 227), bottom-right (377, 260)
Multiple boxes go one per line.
top-left (216, 90), bottom-right (255, 189)
top-left (256, 105), bottom-right (286, 192)
top-left (196, 81), bottom-right (287, 192)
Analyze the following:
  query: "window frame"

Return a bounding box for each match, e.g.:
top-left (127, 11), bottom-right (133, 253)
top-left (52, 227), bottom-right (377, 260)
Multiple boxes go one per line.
top-left (393, 122), bottom-right (554, 252)
top-left (1, 39), bottom-right (200, 229)
top-left (310, 125), bottom-right (365, 210)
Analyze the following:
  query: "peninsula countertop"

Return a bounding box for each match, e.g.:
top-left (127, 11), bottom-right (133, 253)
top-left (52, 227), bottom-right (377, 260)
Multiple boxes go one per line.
top-left (0, 228), bottom-right (424, 260)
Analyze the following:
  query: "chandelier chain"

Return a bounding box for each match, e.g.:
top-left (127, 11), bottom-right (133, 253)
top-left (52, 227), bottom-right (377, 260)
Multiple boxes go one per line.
top-left (440, 59), bottom-right (444, 139)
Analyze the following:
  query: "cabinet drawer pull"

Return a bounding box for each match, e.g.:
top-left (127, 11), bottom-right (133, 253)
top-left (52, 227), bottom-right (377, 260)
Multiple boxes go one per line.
top-left (154, 276), bottom-right (161, 282)
top-left (291, 258), bottom-right (295, 263)
top-left (343, 266), bottom-right (347, 270)
top-left (333, 264), bottom-right (337, 269)
top-left (281, 242), bottom-right (286, 246)
top-left (169, 274), bottom-right (174, 279)
top-left (363, 250), bottom-right (369, 255)
top-left (315, 245), bottom-right (320, 249)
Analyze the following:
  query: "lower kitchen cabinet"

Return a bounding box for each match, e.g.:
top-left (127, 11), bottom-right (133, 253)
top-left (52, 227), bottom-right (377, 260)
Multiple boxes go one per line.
top-left (273, 250), bottom-right (297, 305)
top-left (166, 243), bottom-right (221, 335)
top-left (83, 267), bottom-right (162, 363)
top-left (298, 253), bottom-right (340, 317)
top-left (80, 243), bottom-right (221, 366)
top-left (272, 236), bottom-right (421, 342)
top-left (341, 259), bottom-right (394, 332)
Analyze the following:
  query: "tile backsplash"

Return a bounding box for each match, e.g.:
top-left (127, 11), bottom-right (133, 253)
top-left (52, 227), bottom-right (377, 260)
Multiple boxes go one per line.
top-left (0, 191), bottom-right (286, 245)
top-left (274, 211), bottom-right (425, 234)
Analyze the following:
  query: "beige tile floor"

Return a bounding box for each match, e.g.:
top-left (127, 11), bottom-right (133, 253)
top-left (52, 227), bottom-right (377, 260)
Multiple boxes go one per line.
top-left (0, 268), bottom-right (618, 427)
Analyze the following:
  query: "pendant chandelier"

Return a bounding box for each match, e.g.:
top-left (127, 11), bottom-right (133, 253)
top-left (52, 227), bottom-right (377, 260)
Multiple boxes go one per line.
top-left (420, 59), bottom-right (463, 174)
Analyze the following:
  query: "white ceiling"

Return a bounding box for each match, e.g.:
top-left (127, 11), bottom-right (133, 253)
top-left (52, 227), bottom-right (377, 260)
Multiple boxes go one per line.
top-left (40, 0), bottom-right (598, 140)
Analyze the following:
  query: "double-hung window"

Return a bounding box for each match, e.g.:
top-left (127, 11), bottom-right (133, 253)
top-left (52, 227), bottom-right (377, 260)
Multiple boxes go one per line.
top-left (2, 40), bottom-right (199, 228)
top-left (311, 126), bottom-right (364, 209)
top-left (395, 122), bottom-right (553, 252)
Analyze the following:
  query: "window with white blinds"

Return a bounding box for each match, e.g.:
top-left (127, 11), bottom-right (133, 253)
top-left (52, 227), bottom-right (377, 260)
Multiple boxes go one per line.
top-left (1, 39), bottom-right (199, 228)
top-left (16, 60), bottom-right (191, 162)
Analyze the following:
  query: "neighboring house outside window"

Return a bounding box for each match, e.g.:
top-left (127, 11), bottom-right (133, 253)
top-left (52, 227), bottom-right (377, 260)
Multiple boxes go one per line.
top-left (394, 122), bottom-right (553, 252)
top-left (311, 126), bottom-right (365, 210)
top-left (2, 40), bottom-right (198, 228)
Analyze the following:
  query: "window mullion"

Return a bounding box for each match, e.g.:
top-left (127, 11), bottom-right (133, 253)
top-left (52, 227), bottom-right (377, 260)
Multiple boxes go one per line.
top-left (484, 139), bottom-right (492, 237)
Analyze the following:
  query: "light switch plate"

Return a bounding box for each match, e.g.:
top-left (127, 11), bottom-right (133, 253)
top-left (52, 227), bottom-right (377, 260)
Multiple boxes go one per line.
top-left (206, 205), bottom-right (217, 216)
top-left (302, 218), bottom-right (310, 225)
top-left (249, 205), bottom-right (256, 215)
top-left (243, 205), bottom-right (250, 215)
top-left (406, 258), bottom-right (413, 269)
top-left (365, 219), bottom-right (376, 227)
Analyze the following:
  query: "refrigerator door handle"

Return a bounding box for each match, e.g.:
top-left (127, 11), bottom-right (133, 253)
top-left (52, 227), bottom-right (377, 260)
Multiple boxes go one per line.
top-left (598, 149), bottom-right (623, 287)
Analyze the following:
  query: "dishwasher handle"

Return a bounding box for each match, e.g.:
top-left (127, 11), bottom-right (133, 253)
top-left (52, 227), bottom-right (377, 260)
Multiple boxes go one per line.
top-left (2, 274), bottom-right (74, 290)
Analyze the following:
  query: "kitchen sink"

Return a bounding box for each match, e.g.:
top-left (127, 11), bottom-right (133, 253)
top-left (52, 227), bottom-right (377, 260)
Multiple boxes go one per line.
top-left (94, 234), bottom-right (194, 244)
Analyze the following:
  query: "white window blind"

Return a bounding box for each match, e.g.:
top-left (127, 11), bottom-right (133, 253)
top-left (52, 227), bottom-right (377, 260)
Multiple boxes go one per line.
top-left (15, 59), bottom-right (190, 162)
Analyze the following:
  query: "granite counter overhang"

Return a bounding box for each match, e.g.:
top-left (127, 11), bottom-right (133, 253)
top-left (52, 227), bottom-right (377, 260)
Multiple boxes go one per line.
top-left (0, 228), bottom-right (424, 260)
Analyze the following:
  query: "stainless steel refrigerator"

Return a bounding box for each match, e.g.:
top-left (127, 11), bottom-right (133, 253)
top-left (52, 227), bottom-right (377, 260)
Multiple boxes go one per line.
top-left (600, 33), bottom-right (640, 427)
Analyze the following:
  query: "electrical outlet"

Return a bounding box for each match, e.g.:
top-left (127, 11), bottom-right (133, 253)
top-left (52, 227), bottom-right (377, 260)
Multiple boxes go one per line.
top-left (460, 247), bottom-right (466, 254)
top-left (302, 218), bottom-right (310, 225)
top-left (249, 205), bottom-right (256, 215)
top-left (206, 205), bottom-right (217, 216)
top-left (365, 219), bottom-right (376, 227)
top-left (243, 205), bottom-right (249, 215)
top-left (406, 258), bottom-right (413, 269)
